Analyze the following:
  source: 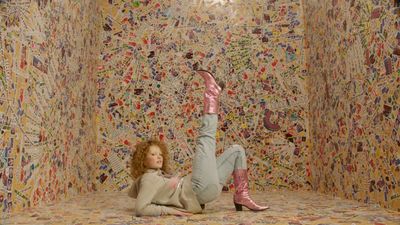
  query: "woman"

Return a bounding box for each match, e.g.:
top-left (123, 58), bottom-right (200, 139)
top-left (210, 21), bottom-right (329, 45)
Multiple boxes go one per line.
top-left (128, 70), bottom-right (268, 216)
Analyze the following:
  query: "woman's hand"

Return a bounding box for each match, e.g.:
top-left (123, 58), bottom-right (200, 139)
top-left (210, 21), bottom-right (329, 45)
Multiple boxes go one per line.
top-left (172, 209), bottom-right (193, 216)
top-left (167, 172), bottom-right (181, 189)
top-left (162, 207), bottom-right (193, 216)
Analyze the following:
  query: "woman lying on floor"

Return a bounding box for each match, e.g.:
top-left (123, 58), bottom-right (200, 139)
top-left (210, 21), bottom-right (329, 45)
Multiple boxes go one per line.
top-left (127, 70), bottom-right (269, 216)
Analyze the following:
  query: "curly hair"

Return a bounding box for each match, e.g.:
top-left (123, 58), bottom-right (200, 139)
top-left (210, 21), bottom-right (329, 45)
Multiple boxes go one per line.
top-left (130, 139), bottom-right (171, 179)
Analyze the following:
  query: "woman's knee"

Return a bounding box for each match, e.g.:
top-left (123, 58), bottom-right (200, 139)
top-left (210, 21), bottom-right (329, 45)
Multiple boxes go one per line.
top-left (195, 183), bottom-right (222, 204)
top-left (229, 144), bottom-right (247, 169)
top-left (230, 144), bottom-right (246, 154)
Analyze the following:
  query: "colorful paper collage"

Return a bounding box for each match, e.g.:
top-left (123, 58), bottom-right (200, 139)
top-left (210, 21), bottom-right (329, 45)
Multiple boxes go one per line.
top-left (0, 0), bottom-right (100, 216)
top-left (94, 0), bottom-right (309, 195)
top-left (0, 0), bottom-right (399, 220)
top-left (304, 0), bottom-right (400, 210)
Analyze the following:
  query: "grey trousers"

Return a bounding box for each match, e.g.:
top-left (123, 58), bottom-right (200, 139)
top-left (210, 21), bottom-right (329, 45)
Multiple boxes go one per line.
top-left (191, 114), bottom-right (247, 204)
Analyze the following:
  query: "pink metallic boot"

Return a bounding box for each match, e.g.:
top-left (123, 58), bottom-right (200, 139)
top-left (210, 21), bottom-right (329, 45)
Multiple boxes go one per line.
top-left (195, 70), bottom-right (224, 114)
top-left (233, 169), bottom-right (269, 211)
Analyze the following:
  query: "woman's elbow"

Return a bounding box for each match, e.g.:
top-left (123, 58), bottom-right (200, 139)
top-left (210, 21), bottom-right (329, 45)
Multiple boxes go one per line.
top-left (135, 206), bottom-right (153, 217)
top-left (135, 207), bottom-right (145, 217)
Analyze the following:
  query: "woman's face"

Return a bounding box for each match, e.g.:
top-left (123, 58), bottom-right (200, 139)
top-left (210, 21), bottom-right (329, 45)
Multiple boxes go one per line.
top-left (144, 145), bottom-right (163, 169)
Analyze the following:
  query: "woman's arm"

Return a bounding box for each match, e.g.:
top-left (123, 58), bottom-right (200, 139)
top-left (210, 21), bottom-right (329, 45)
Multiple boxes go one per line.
top-left (135, 174), bottom-right (190, 216)
top-left (127, 178), bottom-right (140, 198)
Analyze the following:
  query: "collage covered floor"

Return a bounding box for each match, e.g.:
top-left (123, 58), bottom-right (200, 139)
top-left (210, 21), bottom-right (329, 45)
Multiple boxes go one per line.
top-left (4, 190), bottom-right (400, 225)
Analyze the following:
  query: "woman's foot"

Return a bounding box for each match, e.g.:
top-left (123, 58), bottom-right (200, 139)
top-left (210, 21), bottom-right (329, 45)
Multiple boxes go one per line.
top-left (195, 69), bottom-right (225, 90)
top-left (233, 169), bottom-right (269, 211)
top-left (195, 70), bottom-right (224, 114)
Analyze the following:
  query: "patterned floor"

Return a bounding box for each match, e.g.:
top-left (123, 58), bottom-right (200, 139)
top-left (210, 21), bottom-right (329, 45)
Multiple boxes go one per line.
top-left (3, 189), bottom-right (400, 225)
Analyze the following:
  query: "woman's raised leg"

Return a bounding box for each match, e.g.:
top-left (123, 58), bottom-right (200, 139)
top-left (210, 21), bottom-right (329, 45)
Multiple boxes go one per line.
top-left (191, 70), bottom-right (223, 204)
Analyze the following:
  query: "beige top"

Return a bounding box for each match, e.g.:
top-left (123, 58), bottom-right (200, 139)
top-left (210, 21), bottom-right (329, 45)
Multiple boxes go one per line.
top-left (127, 169), bottom-right (202, 216)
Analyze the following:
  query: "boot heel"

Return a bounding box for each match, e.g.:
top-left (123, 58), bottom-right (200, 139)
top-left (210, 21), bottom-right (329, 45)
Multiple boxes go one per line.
top-left (234, 203), bottom-right (243, 211)
top-left (217, 80), bottom-right (225, 91)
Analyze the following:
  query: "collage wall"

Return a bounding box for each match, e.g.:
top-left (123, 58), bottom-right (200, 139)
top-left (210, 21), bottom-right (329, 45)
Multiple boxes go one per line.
top-left (94, 0), bottom-right (310, 196)
top-left (304, 0), bottom-right (400, 210)
top-left (3, 0), bottom-right (398, 217)
top-left (0, 0), bottom-right (100, 215)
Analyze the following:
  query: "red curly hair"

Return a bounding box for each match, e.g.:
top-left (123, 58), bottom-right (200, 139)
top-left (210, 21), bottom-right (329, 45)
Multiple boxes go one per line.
top-left (130, 139), bottom-right (171, 179)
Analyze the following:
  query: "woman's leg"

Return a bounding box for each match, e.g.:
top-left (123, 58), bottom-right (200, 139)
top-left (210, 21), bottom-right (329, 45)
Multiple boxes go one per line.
top-left (191, 114), bottom-right (221, 204)
top-left (191, 70), bottom-right (223, 204)
top-left (216, 144), bottom-right (269, 211)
